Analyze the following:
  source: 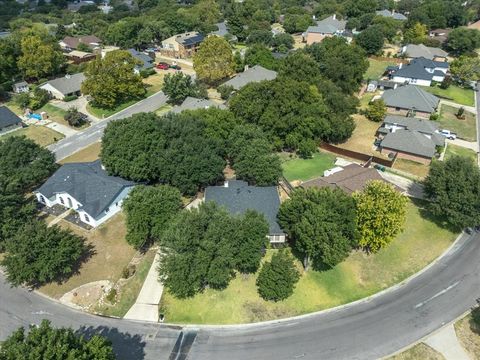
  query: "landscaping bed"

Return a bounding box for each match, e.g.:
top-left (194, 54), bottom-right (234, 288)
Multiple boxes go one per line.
top-left (436, 104), bottom-right (476, 142)
top-left (281, 151), bottom-right (336, 182)
top-left (425, 85), bottom-right (474, 107)
top-left (160, 200), bottom-right (457, 324)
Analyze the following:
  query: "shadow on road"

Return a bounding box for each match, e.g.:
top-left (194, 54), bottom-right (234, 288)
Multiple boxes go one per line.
top-left (76, 325), bottom-right (146, 360)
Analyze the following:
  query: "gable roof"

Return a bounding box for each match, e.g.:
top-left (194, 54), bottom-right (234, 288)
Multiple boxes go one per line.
top-left (204, 180), bottom-right (284, 235)
top-left (36, 160), bottom-right (135, 219)
top-left (223, 65), bottom-right (278, 90)
top-left (381, 129), bottom-right (437, 158)
top-left (307, 15), bottom-right (347, 34)
top-left (0, 106), bottom-right (22, 130)
top-left (381, 85), bottom-right (440, 113)
top-left (383, 115), bottom-right (439, 134)
top-left (301, 164), bottom-right (398, 194)
top-left (376, 9), bottom-right (407, 20)
top-left (171, 97), bottom-right (226, 113)
top-left (391, 57), bottom-right (447, 81)
top-left (61, 35), bottom-right (101, 49)
top-left (403, 44), bottom-right (448, 60)
top-left (127, 49), bottom-right (154, 70)
top-left (41, 73), bottom-right (85, 96)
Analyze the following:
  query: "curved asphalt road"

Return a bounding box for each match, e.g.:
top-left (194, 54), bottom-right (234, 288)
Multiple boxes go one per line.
top-left (1, 232), bottom-right (479, 360)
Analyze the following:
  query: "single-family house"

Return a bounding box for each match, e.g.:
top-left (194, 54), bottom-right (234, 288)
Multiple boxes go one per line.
top-left (429, 28), bottom-right (452, 44)
top-left (127, 49), bottom-right (155, 74)
top-left (301, 163), bottom-right (399, 194)
top-left (302, 15), bottom-right (347, 45)
top-left (204, 180), bottom-right (286, 244)
top-left (223, 65), bottom-right (278, 91)
top-left (0, 106), bottom-right (23, 135)
top-left (40, 73), bottom-right (86, 100)
top-left (401, 44), bottom-right (448, 61)
top-left (388, 57), bottom-right (449, 86)
top-left (160, 32), bottom-right (204, 58)
top-left (35, 160), bottom-right (135, 228)
top-left (12, 81), bottom-right (29, 93)
top-left (381, 84), bottom-right (440, 118)
top-left (65, 50), bottom-right (97, 64)
top-left (59, 35), bottom-right (102, 52)
top-left (380, 129), bottom-right (440, 164)
top-left (376, 9), bottom-right (407, 21)
top-left (171, 97), bottom-right (226, 113)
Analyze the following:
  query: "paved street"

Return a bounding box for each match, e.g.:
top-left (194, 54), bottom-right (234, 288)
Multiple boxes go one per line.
top-left (48, 91), bottom-right (168, 161)
top-left (1, 232), bottom-right (479, 360)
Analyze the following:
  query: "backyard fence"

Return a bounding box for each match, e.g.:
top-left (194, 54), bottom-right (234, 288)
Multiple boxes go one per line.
top-left (320, 143), bottom-right (396, 168)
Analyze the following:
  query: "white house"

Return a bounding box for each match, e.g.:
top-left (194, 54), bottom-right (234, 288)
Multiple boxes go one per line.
top-left (388, 57), bottom-right (448, 87)
top-left (40, 73), bottom-right (85, 100)
top-left (35, 160), bottom-right (135, 227)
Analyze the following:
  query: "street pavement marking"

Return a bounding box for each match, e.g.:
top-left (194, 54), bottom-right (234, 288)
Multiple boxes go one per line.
top-left (414, 281), bottom-right (460, 309)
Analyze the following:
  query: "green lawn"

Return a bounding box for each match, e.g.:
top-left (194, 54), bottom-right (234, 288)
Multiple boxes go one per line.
top-left (2, 126), bottom-right (64, 147)
top-left (425, 85), bottom-right (475, 107)
top-left (161, 200), bottom-right (457, 324)
top-left (444, 143), bottom-right (477, 162)
top-left (281, 151), bottom-right (336, 182)
top-left (155, 104), bottom-right (173, 116)
top-left (87, 100), bottom-right (138, 119)
top-left (364, 58), bottom-right (398, 80)
top-left (437, 104), bottom-right (477, 141)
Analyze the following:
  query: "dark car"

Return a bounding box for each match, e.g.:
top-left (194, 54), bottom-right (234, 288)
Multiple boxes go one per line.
top-left (156, 62), bottom-right (169, 70)
top-left (169, 64), bottom-right (182, 70)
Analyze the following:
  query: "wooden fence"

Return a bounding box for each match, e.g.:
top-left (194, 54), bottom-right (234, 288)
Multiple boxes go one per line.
top-left (320, 143), bottom-right (395, 168)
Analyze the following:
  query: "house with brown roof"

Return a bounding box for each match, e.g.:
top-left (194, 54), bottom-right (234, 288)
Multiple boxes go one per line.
top-left (301, 164), bottom-right (399, 194)
top-left (59, 35), bottom-right (102, 52)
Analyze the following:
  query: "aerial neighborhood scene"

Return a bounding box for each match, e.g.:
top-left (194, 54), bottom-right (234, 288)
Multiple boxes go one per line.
top-left (2, 0), bottom-right (480, 359)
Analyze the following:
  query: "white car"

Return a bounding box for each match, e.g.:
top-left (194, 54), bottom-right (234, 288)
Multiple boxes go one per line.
top-left (438, 129), bottom-right (457, 140)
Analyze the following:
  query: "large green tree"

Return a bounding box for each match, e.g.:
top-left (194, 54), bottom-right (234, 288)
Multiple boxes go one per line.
top-left (353, 181), bottom-right (408, 253)
top-left (162, 72), bottom-right (205, 105)
top-left (424, 155), bottom-right (480, 229)
top-left (17, 35), bottom-right (65, 79)
top-left (278, 187), bottom-right (358, 270)
top-left (81, 50), bottom-right (146, 109)
top-left (365, 99), bottom-right (387, 122)
top-left (446, 28), bottom-right (480, 56)
top-left (450, 56), bottom-right (480, 84)
top-left (1, 221), bottom-right (87, 287)
top-left (193, 36), bottom-right (234, 85)
top-left (0, 320), bottom-right (115, 360)
top-left (244, 44), bottom-right (277, 70)
top-left (123, 185), bottom-right (182, 249)
top-left (355, 25), bottom-right (385, 55)
top-left (256, 250), bottom-right (300, 302)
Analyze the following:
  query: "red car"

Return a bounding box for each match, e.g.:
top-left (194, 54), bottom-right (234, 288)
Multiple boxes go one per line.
top-left (156, 62), bottom-right (169, 70)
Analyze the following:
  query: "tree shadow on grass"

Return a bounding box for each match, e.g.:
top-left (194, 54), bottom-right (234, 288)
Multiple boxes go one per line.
top-left (410, 197), bottom-right (460, 233)
top-left (76, 325), bottom-right (146, 360)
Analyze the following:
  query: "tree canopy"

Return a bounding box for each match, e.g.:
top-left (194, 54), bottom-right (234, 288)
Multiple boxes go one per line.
top-left (424, 155), bottom-right (480, 229)
top-left (193, 36), bottom-right (234, 85)
top-left (278, 187), bottom-right (358, 270)
top-left (355, 25), bottom-right (385, 55)
top-left (450, 56), bottom-right (480, 84)
top-left (445, 28), bottom-right (480, 56)
top-left (0, 320), bottom-right (115, 360)
top-left (162, 72), bottom-right (207, 105)
top-left (122, 185), bottom-right (183, 249)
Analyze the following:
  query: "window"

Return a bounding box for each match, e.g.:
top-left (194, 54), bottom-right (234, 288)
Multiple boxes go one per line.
top-left (84, 214), bottom-right (90, 222)
top-left (395, 107), bottom-right (401, 111)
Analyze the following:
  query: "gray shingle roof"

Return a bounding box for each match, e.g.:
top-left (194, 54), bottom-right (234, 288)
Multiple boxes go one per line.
top-left (204, 180), bottom-right (284, 235)
top-left (127, 49), bottom-right (154, 71)
top-left (223, 65), bottom-right (278, 90)
top-left (307, 15), bottom-right (347, 34)
top-left (376, 10), bottom-right (407, 20)
top-left (42, 73), bottom-right (85, 96)
top-left (381, 129), bottom-right (437, 158)
top-left (36, 160), bottom-right (135, 219)
top-left (391, 57), bottom-right (448, 81)
top-left (171, 97), bottom-right (226, 113)
top-left (0, 106), bottom-right (22, 130)
top-left (211, 22), bottom-right (229, 37)
top-left (403, 44), bottom-right (448, 60)
top-left (381, 85), bottom-right (440, 113)
top-left (383, 115), bottom-right (439, 134)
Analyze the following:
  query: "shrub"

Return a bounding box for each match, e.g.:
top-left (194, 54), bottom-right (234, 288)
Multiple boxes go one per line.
top-left (64, 107), bottom-right (87, 127)
top-left (429, 113), bottom-right (439, 121)
top-left (440, 77), bottom-right (452, 89)
top-left (140, 68), bottom-right (156, 78)
top-left (105, 288), bottom-right (117, 303)
top-left (63, 94), bottom-right (78, 102)
top-left (218, 84), bottom-right (234, 100)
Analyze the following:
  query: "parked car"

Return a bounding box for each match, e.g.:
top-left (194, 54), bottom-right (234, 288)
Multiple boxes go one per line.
top-left (156, 62), bottom-right (169, 70)
top-left (438, 129), bottom-right (457, 140)
top-left (169, 64), bottom-right (181, 70)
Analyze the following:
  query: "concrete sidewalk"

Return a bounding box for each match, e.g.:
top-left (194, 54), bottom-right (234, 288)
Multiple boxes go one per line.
top-left (124, 252), bottom-right (163, 322)
top-left (447, 138), bottom-right (479, 152)
top-left (440, 100), bottom-right (476, 114)
top-left (46, 122), bottom-right (79, 137)
top-left (379, 171), bottom-right (424, 199)
top-left (424, 324), bottom-right (470, 360)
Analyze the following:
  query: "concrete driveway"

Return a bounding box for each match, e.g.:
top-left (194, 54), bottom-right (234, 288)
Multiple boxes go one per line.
top-left (51, 97), bottom-right (100, 122)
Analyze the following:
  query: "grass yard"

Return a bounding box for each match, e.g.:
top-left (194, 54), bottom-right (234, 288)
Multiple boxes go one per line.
top-left (39, 213), bottom-right (137, 299)
top-left (144, 72), bottom-right (166, 96)
top-left (95, 249), bottom-right (156, 318)
top-left (444, 143), bottom-right (477, 162)
top-left (87, 99), bottom-right (138, 119)
top-left (393, 158), bottom-right (430, 179)
top-left (364, 58), bottom-right (398, 80)
top-left (359, 92), bottom-right (378, 110)
top-left (281, 151), bottom-right (336, 182)
top-left (436, 104), bottom-right (477, 142)
top-left (59, 142), bottom-right (101, 164)
top-left (455, 313), bottom-right (480, 360)
top-left (160, 200), bottom-right (457, 324)
top-left (388, 343), bottom-right (444, 360)
top-left (1, 125), bottom-right (64, 147)
top-left (425, 85), bottom-right (475, 107)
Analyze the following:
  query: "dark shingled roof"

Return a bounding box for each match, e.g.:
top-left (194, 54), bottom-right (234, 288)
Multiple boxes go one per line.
top-left (36, 160), bottom-right (135, 219)
top-left (301, 164), bottom-right (400, 194)
top-left (0, 106), bottom-right (22, 130)
top-left (204, 180), bottom-right (284, 235)
top-left (381, 85), bottom-right (439, 113)
top-left (127, 49), bottom-right (154, 71)
top-left (383, 115), bottom-right (439, 134)
top-left (391, 57), bottom-right (448, 81)
top-left (177, 33), bottom-right (204, 46)
top-left (381, 129), bottom-right (437, 158)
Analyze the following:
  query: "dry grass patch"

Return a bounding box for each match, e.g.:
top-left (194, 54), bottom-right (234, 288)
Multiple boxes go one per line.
top-left (39, 213), bottom-right (136, 299)
top-left (389, 343), bottom-right (444, 360)
top-left (393, 159), bottom-right (430, 179)
top-left (144, 72), bottom-right (166, 96)
top-left (59, 142), bottom-right (101, 164)
top-left (455, 314), bottom-right (480, 360)
top-left (2, 126), bottom-right (64, 147)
